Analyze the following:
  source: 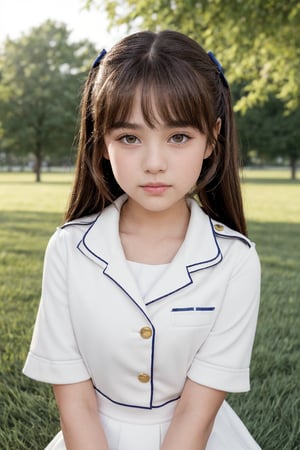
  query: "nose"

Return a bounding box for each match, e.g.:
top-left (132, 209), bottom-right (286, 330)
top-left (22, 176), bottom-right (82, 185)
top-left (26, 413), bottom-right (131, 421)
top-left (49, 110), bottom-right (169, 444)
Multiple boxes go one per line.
top-left (143, 144), bottom-right (167, 174)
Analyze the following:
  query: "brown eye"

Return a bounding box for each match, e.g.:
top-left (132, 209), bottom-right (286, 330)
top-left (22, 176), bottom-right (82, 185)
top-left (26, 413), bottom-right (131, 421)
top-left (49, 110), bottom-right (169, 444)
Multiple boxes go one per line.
top-left (170, 134), bottom-right (189, 144)
top-left (121, 135), bottom-right (139, 144)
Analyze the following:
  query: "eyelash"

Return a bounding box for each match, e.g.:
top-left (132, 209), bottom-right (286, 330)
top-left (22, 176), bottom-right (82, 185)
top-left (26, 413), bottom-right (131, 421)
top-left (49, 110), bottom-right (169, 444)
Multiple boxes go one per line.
top-left (117, 133), bottom-right (191, 145)
top-left (170, 134), bottom-right (190, 144)
top-left (119, 135), bottom-right (140, 144)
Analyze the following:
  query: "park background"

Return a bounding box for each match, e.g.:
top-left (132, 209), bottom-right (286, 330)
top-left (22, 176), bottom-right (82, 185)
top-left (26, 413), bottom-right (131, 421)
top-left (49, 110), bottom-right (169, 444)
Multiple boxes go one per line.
top-left (0, 1), bottom-right (299, 449)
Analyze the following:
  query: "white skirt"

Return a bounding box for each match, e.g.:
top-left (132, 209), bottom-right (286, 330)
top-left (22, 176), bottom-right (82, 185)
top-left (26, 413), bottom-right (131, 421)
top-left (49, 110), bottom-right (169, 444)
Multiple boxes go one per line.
top-left (45, 400), bottom-right (261, 450)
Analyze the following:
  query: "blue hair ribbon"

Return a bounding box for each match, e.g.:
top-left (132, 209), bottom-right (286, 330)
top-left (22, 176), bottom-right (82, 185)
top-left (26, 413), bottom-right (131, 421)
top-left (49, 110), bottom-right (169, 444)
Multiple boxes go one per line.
top-left (207, 51), bottom-right (229, 88)
top-left (92, 49), bottom-right (107, 69)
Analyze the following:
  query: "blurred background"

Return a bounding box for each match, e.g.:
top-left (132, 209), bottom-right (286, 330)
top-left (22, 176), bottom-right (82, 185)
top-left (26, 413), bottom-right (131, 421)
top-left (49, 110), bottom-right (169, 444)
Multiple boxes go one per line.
top-left (0, 0), bottom-right (299, 179)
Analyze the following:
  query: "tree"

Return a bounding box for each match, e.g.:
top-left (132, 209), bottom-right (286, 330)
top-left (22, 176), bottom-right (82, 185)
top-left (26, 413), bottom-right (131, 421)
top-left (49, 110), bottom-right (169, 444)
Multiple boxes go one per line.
top-left (84, 0), bottom-right (300, 113)
top-left (237, 98), bottom-right (300, 179)
top-left (0, 20), bottom-right (96, 181)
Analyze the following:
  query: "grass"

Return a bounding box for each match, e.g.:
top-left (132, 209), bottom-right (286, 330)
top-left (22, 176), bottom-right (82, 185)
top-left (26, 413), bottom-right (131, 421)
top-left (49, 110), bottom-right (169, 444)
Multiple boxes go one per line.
top-left (0, 170), bottom-right (299, 449)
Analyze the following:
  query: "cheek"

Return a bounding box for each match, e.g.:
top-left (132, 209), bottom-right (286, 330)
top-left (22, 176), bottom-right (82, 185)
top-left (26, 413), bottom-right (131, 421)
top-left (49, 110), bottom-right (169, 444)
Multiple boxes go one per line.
top-left (180, 152), bottom-right (206, 182)
top-left (189, 164), bottom-right (204, 186)
top-left (107, 152), bottom-right (133, 185)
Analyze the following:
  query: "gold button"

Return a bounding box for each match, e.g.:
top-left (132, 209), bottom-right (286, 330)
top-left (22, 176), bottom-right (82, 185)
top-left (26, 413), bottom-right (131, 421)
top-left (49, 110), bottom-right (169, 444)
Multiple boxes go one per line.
top-left (140, 326), bottom-right (152, 339)
top-left (138, 373), bottom-right (150, 383)
top-left (214, 224), bottom-right (224, 231)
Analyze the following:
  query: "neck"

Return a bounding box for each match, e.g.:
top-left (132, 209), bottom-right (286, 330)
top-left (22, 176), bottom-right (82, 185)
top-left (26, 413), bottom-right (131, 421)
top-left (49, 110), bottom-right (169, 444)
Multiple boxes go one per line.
top-left (120, 198), bottom-right (191, 240)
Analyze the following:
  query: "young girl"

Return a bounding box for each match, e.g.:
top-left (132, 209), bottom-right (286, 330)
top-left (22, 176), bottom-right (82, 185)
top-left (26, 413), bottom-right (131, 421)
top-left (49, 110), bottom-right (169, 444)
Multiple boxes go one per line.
top-left (23, 30), bottom-right (261, 450)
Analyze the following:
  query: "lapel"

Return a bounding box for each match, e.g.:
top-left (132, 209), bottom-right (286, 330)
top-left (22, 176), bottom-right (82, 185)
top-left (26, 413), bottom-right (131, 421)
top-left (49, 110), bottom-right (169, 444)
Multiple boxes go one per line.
top-left (77, 196), bottom-right (143, 309)
top-left (77, 195), bottom-right (222, 308)
top-left (143, 198), bottom-right (222, 304)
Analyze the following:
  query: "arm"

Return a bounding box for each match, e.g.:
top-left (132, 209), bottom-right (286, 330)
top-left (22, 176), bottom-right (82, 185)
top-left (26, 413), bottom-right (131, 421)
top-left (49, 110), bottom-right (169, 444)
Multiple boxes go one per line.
top-left (53, 379), bottom-right (109, 450)
top-left (161, 378), bottom-right (226, 450)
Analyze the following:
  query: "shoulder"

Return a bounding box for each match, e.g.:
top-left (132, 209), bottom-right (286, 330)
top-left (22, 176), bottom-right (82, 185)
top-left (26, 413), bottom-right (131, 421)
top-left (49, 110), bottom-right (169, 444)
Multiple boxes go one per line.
top-left (187, 199), bottom-right (260, 275)
top-left (53, 213), bottom-right (100, 242)
top-left (189, 197), bottom-right (253, 249)
top-left (210, 219), bottom-right (252, 248)
top-left (59, 196), bottom-right (126, 234)
top-left (60, 213), bottom-right (100, 230)
top-left (210, 218), bottom-right (260, 276)
top-left (46, 198), bottom-right (126, 261)
top-left (46, 213), bottom-right (100, 254)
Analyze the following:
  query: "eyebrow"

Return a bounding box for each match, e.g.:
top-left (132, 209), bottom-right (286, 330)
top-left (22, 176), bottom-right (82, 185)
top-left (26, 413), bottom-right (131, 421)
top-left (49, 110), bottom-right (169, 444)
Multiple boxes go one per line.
top-left (110, 120), bottom-right (195, 130)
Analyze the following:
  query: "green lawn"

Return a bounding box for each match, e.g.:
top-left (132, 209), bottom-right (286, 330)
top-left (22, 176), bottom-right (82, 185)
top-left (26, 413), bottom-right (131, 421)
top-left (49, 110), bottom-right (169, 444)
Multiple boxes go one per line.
top-left (0, 170), bottom-right (299, 449)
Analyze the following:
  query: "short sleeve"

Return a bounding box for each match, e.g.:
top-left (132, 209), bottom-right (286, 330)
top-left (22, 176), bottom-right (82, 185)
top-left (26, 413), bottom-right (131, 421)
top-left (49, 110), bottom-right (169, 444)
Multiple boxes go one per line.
top-left (187, 244), bottom-right (260, 392)
top-left (23, 229), bottom-right (90, 384)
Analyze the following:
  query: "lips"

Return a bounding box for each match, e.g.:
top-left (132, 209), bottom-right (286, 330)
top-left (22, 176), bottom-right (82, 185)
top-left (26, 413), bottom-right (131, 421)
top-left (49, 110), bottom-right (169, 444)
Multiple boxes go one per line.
top-left (141, 183), bottom-right (171, 194)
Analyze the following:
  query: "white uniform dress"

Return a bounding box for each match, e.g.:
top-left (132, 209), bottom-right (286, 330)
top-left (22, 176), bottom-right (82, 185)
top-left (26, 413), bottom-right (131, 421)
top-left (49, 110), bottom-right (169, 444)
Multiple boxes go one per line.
top-left (23, 195), bottom-right (261, 449)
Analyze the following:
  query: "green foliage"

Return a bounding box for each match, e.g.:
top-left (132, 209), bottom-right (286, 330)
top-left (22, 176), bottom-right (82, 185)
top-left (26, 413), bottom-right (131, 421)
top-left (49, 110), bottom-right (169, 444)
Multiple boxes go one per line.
top-left (0, 21), bottom-right (96, 181)
top-left (84, 0), bottom-right (300, 113)
top-left (236, 97), bottom-right (300, 177)
top-left (0, 171), bottom-right (300, 449)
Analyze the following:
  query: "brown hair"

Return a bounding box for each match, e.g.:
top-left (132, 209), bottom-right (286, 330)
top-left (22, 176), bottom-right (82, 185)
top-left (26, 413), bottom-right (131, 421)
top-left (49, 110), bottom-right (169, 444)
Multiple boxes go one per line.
top-left (65, 30), bottom-right (247, 235)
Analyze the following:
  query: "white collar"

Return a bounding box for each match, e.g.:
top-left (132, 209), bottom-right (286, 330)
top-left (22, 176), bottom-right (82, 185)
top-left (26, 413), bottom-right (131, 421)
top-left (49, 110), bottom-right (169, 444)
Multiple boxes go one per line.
top-left (76, 195), bottom-right (224, 305)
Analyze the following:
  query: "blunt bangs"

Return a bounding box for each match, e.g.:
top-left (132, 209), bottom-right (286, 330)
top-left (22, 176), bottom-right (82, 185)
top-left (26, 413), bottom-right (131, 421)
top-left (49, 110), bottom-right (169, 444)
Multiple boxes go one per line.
top-left (94, 52), bottom-right (217, 141)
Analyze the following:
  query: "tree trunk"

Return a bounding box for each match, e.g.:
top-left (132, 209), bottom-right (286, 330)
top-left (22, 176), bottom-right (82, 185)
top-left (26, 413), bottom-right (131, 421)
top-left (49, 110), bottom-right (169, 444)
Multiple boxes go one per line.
top-left (34, 152), bottom-right (42, 182)
top-left (290, 155), bottom-right (297, 180)
top-left (34, 129), bottom-right (43, 182)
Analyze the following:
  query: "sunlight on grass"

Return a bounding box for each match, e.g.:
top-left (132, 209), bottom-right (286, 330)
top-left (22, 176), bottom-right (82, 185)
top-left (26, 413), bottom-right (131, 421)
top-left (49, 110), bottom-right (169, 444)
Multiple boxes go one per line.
top-left (242, 183), bottom-right (300, 223)
top-left (242, 169), bottom-right (300, 224)
top-left (0, 172), bottom-right (73, 213)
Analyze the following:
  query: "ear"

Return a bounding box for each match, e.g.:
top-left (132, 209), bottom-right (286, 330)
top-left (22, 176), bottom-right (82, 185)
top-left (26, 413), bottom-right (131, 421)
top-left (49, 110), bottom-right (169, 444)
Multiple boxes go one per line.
top-left (103, 146), bottom-right (110, 160)
top-left (204, 118), bottom-right (222, 159)
top-left (215, 117), bottom-right (222, 136)
top-left (204, 144), bottom-right (213, 159)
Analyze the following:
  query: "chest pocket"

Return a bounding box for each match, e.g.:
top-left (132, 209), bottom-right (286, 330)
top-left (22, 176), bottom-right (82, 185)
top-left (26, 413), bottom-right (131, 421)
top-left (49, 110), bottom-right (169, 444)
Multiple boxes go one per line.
top-left (170, 306), bottom-right (215, 327)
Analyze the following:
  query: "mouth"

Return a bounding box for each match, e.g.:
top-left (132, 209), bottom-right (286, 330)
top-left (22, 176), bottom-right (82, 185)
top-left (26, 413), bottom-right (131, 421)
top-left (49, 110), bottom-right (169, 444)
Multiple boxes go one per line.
top-left (141, 183), bottom-right (171, 194)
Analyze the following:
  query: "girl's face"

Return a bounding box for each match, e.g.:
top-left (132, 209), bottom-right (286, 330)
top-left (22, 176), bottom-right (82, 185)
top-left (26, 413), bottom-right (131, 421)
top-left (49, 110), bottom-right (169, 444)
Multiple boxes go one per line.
top-left (104, 93), bottom-right (213, 216)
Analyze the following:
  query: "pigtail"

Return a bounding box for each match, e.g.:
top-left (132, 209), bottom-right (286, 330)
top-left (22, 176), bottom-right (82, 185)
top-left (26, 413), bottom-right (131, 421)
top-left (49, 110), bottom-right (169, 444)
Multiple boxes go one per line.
top-left (64, 65), bottom-right (120, 222)
top-left (196, 68), bottom-right (247, 236)
top-left (65, 69), bottom-right (99, 221)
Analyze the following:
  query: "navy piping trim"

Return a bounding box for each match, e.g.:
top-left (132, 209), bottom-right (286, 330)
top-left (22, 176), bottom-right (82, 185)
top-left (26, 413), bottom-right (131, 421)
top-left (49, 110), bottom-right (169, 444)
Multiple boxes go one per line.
top-left (103, 269), bottom-right (156, 407)
top-left (186, 217), bottom-right (222, 273)
top-left (172, 306), bottom-right (215, 312)
top-left (196, 306), bottom-right (215, 311)
top-left (152, 396), bottom-right (181, 408)
top-left (93, 384), bottom-right (180, 409)
top-left (77, 241), bottom-right (86, 256)
top-left (145, 270), bottom-right (193, 306)
top-left (187, 257), bottom-right (222, 275)
top-left (79, 218), bottom-right (109, 267)
top-left (61, 216), bottom-right (99, 229)
top-left (214, 231), bottom-right (251, 248)
top-left (144, 257), bottom-right (223, 306)
top-left (172, 307), bottom-right (194, 312)
top-left (145, 220), bottom-right (222, 306)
